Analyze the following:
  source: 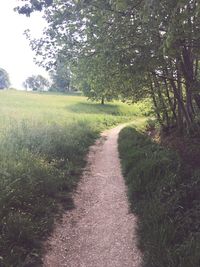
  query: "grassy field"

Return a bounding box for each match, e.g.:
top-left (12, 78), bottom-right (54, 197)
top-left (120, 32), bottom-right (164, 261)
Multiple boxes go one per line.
top-left (0, 90), bottom-right (151, 266)
top-left (119, 122), bottom-right (200, 267)
top-left (0, 90), bottom-right (150, 129)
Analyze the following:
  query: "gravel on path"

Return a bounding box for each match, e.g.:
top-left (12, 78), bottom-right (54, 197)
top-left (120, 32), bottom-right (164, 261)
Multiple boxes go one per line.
top-left (43, 125), bottom-right (142, 267)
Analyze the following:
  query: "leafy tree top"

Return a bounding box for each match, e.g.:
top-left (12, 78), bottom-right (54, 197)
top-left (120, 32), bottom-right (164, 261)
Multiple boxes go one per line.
top-left (23, 75), bottom-right (50, 91)
top-left (0, 68), bottom-right (11, 89)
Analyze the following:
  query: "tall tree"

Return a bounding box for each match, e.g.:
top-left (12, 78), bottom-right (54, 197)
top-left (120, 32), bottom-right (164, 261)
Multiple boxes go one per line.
top-left (49, 60), bottom-right (71, 92)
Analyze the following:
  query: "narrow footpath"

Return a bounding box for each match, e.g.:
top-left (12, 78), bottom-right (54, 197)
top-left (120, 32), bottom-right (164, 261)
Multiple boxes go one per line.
top-left (43, 125), bottom-right (142, 267)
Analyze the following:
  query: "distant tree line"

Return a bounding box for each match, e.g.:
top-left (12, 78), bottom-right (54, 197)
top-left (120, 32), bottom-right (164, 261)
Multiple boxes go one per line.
top-left (22, 63), bottom-right (73, 93)
top-left (17, 0), bottom-right (200, 133)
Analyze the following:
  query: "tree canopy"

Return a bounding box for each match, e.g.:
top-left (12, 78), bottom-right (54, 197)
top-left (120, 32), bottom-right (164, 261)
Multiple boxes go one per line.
top-left (0, 68), bottom-right (10, 89)
top-left (23, 75), bottom-right (50, 91)
top-left (18, 0), bottom-right (200, 132)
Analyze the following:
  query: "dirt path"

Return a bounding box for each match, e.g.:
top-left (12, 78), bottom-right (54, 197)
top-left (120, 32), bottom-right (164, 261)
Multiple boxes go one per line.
top-left (43, 125), bottom-right (142, 267)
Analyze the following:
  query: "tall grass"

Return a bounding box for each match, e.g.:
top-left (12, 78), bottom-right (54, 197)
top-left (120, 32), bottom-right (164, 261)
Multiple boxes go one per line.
top-left (0, 90), bottom-right (151, 266)
top-left (0, 121), bottom-right (98, 266)
top-left (118, 124), bottom-right (200, 267)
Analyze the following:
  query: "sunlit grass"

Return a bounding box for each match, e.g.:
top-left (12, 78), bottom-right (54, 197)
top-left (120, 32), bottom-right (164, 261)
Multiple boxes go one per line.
top-left (0, 90), bottom-right (150, 129)
top-left (0, 90), bottom-right (151, 266)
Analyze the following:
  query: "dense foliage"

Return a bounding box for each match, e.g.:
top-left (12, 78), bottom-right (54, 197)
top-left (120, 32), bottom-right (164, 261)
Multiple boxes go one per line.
top-left (17, 0), bottom-right (200, 131)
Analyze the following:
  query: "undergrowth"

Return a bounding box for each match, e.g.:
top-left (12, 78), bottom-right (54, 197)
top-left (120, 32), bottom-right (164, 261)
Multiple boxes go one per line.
top-left (119, 125), bottom-right (200, 267)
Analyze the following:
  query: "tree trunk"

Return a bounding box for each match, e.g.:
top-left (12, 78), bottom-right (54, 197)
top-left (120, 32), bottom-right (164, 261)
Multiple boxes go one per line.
top-left (194, 94), bottom-right (200, 109)
top-left (170, 78), bottom-right (192, 129)
top-left (180, 46), bottom-right (195, 120)
top-left (177, 64), bottom-right (184, 133)
top-left (152, 73), bottom-right (170, 129)
top-left (162, 73), bottom-right (177, 124)
top-left (149, 75), bottom-right (164, 126)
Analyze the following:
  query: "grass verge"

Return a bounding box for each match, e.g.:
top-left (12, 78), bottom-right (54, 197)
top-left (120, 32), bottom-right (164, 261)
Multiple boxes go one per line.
top-left (118, 124), bottom-right (200, 267)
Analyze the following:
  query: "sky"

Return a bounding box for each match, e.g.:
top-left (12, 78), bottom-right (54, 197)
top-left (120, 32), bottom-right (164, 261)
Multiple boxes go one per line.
top-left (0, 0), bottom-right (48, 89)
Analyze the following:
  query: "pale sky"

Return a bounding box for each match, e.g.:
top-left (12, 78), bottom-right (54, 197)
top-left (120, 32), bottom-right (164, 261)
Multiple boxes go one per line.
top-left (0, 0), bottom-right (48, 89)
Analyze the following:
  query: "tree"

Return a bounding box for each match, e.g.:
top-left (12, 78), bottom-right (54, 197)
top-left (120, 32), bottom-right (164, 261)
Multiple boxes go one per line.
top-left (17, 0), bottom-right (200, 132)
top-left (49, 60), bottom-right (71, 92)
top-left (0, 68), bottom-right (10, 89)
top-left (23, 75), bottom-right (50, 91)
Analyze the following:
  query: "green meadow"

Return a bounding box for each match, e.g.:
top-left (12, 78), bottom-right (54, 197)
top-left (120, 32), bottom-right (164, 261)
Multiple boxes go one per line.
top-left (0, 90), bottom-right (149, 128)
top-left (0, 90), bottom-right (150, 266)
